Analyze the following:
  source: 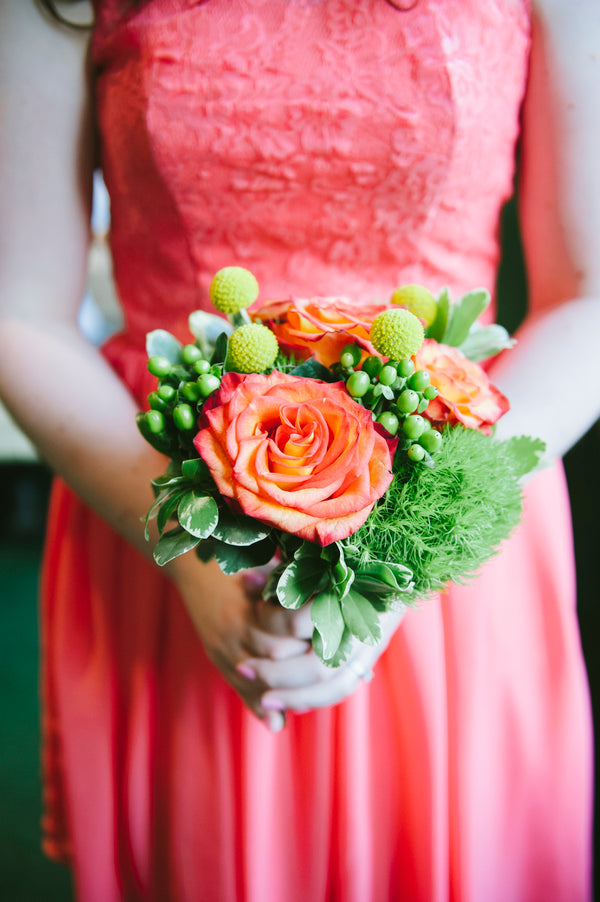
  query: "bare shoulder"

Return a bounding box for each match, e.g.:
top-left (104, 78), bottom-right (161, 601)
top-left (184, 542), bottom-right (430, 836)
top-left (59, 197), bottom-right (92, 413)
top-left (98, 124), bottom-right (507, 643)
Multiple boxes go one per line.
top-left (0, 0), bottom-right (95, 321)
top-left (520, 0), bottom-right (600, 305)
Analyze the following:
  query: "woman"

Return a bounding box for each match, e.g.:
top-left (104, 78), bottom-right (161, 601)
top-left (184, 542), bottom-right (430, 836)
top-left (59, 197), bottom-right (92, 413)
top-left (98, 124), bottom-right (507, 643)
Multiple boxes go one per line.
top-left (0, 1), bottom-right (597, 899)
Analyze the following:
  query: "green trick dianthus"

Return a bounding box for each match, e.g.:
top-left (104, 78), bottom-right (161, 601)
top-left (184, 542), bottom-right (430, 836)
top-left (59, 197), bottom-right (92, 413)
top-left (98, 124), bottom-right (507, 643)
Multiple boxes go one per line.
top-left (227, 323), bottom-right (279, 373)
top-left (370, 308), bottom-right (425, 359)
top-left (209, 267), bottom-right (260, 314)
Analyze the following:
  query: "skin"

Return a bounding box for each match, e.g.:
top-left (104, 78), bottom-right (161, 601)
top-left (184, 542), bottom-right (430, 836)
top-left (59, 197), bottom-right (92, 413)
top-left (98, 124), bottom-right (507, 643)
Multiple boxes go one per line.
top-left (0, 0), bottom-right (599, 728)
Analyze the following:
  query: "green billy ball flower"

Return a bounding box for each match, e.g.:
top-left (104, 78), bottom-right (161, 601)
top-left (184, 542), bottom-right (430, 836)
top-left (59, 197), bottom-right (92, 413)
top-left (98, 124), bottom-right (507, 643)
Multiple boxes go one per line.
top-left (369, 309), bottom-right (424, 360)
top-left (391, 284), bottom-right (438, 328)
top-left (209, 266), bottom-right (260, 314)
top-left (227, 323), bottom-right (279, 373)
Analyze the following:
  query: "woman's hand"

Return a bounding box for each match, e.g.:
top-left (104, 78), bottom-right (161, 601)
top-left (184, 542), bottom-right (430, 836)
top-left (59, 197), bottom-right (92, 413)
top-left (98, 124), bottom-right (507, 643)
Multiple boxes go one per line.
top-left (238, 600), bottom-right (406, 716)
top-left (168, 555), bottom-right (311, 731)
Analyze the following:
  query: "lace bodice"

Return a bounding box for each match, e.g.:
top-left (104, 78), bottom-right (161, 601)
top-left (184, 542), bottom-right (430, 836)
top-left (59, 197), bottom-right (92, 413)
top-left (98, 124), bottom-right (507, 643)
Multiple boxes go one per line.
top-left (92, 0), bottom-right (530, 343)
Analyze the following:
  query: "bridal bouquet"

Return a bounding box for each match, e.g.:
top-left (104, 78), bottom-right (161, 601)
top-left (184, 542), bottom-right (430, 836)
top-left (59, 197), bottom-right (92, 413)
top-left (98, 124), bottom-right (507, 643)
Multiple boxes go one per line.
top-left (137, 268), bottom-right (544, 665)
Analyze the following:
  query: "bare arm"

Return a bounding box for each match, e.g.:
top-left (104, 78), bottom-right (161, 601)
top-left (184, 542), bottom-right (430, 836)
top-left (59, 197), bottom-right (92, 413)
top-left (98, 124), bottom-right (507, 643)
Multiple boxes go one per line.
top-left (0, 2), bottom-right (315, 731)
top-left (491, 0), bottom-right (600, 457)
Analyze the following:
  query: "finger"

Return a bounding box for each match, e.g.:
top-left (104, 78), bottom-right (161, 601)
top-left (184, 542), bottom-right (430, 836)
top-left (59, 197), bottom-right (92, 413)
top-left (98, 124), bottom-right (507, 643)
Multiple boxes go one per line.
top-left (253, 599), bottom-right (314, 640)
top-left (260, 660), bottom-right (368, 712)
top-left (241, 649), bottom-right (335, 690)
top-left (242, 624), bottom-right (310, 661)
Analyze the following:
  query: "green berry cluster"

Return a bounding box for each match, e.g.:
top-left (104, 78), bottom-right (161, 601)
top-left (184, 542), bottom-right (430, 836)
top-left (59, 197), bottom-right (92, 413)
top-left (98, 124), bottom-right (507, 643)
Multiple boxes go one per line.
top-left (338, 343), bottom-right (442, 466)
top-left (141, 344), bottom-right (222, 456)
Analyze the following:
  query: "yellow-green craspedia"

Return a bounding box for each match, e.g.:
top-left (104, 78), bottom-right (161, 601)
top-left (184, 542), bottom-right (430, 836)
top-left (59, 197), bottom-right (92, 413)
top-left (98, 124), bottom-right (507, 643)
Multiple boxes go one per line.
top-left (391, 284), bottom-right (437, 328)
top-left (227, 323), bottom-right (279, 374)
top-left (370, 309), bottom-right (425, 359)
top-left (209, 266), bottom-right (259, 315)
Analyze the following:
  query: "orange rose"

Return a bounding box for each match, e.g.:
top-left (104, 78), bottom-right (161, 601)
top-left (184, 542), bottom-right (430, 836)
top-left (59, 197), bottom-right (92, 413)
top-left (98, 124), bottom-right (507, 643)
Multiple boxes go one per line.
top-left (416, 340), bottom-right (509, 433)
top-left (194, 371), bottom-right (394, 545)
top-left (251, 297), bottom-right (389, 367)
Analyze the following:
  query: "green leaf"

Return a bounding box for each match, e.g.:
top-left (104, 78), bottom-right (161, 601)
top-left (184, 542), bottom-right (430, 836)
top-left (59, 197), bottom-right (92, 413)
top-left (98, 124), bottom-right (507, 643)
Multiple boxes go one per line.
top-left (341, 588), bottom-right (383, 645)
top-left (151, 473), bottom-right (185, 491)
top-left (211, 508), bottom-right (272, 545)
top-left (157, 490), bottom-right (187, 535)
top-left (320, 542), bottom-right (342, 565)
top-left (153, 527), bottom-right (200, 566)
top-left (144, 487), bottom-right (173, 540)
top-left (170, 365), bottom-right (193, 382)
top-left (195, 537), bottom-right (217, 563)
top-left (383, 561), bottom-right (414, 590)
top-left (502, 435), bottom-right (547, 478)
top-left (458, 323), bottom-right (516, 362)
top-left (294, 540), bottom-right (323, 563)
top-left (333, 556), bottom-right (355, 599)
top-left (210, 331), bottom-right (229, 366)
top-left (443, 288), bottom-right (490, 347)
top-left (355, 561), bottom-right (403, 593)
top-left (312, 626), bottom-right (354, 667)
top-left (291, 358), bottom-right (339, 382)
top-left (181, 458), bottom-right (207, 481)
top-left (276, 559), bottom-right (323, 610)
top-left (146, 329), bottom-right (183, 364)
top-left (213, 537), bottom-right (277, 575)
top-left (177, 491), bottom-right (219, 539)
top-left (311, 590), bottom-right (345, 660)
top-left (427, 287), bottom-right (450, 342)
top-left (188, 310), bottom-right (233, 358)
top-left (136, 412), bottom-right (175, 456)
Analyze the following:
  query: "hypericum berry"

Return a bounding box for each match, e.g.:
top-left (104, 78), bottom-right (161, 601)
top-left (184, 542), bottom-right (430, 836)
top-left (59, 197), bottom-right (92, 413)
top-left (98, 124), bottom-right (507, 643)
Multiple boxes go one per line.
top-left (402, 414), bottom-right (427, 440)
top-left (423, 385), bottom-right (438, 400)
top-left (173, 403), bottom-right (196, 431)
top-left (419, 429), bottom-right (443, 453)
top-left (227, 323), bottom-right (279, 373)
top-left (397, 358), bottom-right (415, 378)
top-left (181, 381), bottom-right (202, 403)
top-left (148, 391), bottom-right (169, 412)
top-left (193, 359), bottom-right (211, 376)
top-left (197, 374), bottom-right (221, 398)
top-left (407, 443), bottom-right (426, 462)
top-left (157, 384), bottom-right (176, 402)
top-left (370, 309), bottom-right (424, 359)
top-left (339, 343), bottom-right (362, 368)
top-left (147, 355), bottom-right (172, 378)
top-left (209, 266), bottom-right (260, 314)
top-left (408, 369), bottom-right (430, 392)
top-left (391, 284), bottom-right (438, 328)
top-left (181, 344), bottom-right (203, 365)
top-left (145, 410), bottom-right (166, 434)
top-left (378, 364), bottom-right (398, 386)
top-left (346, 370), bottom-right (371, 398)
top-left (396, 389), bottom-right (419, 414)
top-left (361, 355), bottom-right (383, 378)
top-left (377, 411), bottom-right (400, 436)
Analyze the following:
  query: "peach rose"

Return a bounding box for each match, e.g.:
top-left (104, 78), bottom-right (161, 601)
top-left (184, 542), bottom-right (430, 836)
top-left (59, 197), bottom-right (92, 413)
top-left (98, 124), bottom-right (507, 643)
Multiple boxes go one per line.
top-left (194, 371), bottom-right (394, 545)
top-left (251, 297), bottom-right (389, 367)
top-left (416, 340), bottom-right (509, 433)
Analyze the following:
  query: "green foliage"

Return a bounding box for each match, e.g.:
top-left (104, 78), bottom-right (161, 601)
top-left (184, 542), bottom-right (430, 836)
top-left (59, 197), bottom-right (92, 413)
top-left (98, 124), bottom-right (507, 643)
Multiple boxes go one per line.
top-left (350, 426), bottom-right (542, 601)
top-left (442, 288), bottom-right (490, 346)
top-left (146, 329), bottom-right (183, 364)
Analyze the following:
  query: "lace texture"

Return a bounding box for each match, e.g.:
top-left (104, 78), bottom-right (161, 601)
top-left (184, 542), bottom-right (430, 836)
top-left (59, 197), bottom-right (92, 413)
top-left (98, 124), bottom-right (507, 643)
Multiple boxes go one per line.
top-left (92, 0), bottom-right (529, 342)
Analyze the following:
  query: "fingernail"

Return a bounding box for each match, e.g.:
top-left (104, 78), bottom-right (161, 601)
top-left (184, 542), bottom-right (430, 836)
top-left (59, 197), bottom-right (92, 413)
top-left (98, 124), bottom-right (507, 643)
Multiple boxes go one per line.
top-left (262, 696), bottom-right (285, 711)
top-left (236, 663), bottom-right (256, 680)
top-left (268, 712), bottom-right (285, 733)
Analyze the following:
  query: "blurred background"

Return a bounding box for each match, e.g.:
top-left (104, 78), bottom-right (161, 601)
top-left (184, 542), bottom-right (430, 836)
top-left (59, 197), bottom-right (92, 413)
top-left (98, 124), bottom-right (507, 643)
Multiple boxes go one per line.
top-left (0, 182), bottom-right (598, 900)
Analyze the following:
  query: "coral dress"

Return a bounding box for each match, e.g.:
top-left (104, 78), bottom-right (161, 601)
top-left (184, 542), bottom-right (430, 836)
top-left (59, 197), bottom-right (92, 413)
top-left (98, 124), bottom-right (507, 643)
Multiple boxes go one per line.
top-left (41, 1), bottom-right (593, 899)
